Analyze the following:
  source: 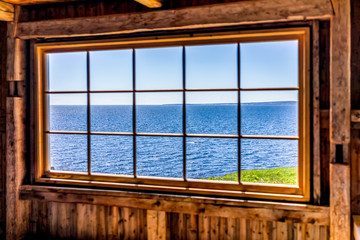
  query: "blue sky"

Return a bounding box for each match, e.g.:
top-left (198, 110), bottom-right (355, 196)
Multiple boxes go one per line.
top-left (48, 40), bottom-right (298, 105)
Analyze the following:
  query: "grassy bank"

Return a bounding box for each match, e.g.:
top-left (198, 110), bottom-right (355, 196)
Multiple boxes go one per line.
top-left (208, 167), bottom-right (297, 185)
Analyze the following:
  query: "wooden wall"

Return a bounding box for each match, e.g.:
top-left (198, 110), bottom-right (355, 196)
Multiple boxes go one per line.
top-left (0, 0), bottom-right (342, 239)
top-left (0, 22), bottom-right (7, 239)
top-left (23, 200), bottom-right (330, 240)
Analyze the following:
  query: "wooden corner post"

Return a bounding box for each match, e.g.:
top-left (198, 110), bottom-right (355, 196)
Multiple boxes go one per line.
top-left (330, 0), bottom-right (351, 239)
top-left (5, 18), bottom-right (30, 240)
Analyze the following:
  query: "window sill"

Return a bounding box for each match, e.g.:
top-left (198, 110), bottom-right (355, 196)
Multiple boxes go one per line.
top-left (19, 184), bottom-right (329, 225)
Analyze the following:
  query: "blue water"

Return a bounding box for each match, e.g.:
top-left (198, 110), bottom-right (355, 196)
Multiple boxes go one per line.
top-left (48, 102), bottom-right (298, 179)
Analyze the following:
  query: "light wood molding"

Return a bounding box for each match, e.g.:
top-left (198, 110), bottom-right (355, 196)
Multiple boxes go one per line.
top-left (33, 28), bottom-right (311, 202)
top-left (16, 0), bottom-right (332, 39)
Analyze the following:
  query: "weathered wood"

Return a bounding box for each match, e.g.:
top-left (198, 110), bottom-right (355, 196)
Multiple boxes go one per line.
top-left (19, 185), bottom-right (330, 226)
top-left (330, 163), bottom-right (350, 239)
top-left (330, 0), bottom-right (351, 144)
top-left (147, 210), bottom-right (166, 240)
top-left (0, 1), bottom-right (13, 21)
top-left (6, 96), bottom-right (30, 240)
top-left (5, 17), bottom-right (31, 239)
top-left (313, 20), bottom-right (321, 205)
top-left (329, 0), bottom-right (351, 239)
top-left (16, 0), bottom-right (333, 39)
top-left (134, 0), bottom-right (162, 8)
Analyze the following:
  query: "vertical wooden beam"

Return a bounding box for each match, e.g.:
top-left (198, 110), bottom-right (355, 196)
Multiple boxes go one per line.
top-left (5, 14), bottom-right (30, 240)
top-left (330, 0), bottom-right (351, 144)
top-left (313, 21), bottom-right (321, 205)
top-left (330, 163), bottom-right (351, 239)
top-left (147, 210), bottom-right (166, 240)
top-left (330, 0), bottom-right (351, 239)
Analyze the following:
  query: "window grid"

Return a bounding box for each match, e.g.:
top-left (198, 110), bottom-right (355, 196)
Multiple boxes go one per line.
top-left (45, 43), bottom-right (300, 184)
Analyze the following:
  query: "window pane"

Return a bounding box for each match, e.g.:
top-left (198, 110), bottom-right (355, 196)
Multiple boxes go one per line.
top-left (241, 91), bottom-right (298, 136)
top-left (137, 137), bottom-right (183, 178)
top-left (91, 135), bottom-right (133, 175)
top-left (48, 52), bottom-right (87, 91)
top-left (186, 91), bottom-right (237, 134)
top-left (136, 92), bottom-right (182, 133)
top-left (136, 47), bottom-right (182, 90)
top-left (240, 40), bottom-right (298, 88)
top-left (48, 94), bottom-right (87, 132)
top-left (186, 44), bottom-right (237, 89)
top-left (241, 139), bottom-right (298, 185)
top-left (48, 134), bottom-right (87, 172)
top-left (90, 50), bottom-right (133, 91)
top-left (187, 138), bottom-right (237, 181)
top-left (91, 93), bottom-right (132, 133)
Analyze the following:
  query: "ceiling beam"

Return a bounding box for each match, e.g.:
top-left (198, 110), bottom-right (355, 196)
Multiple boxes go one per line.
top-left (16, 0), bottom-right (333, 39)
top-left (134, 0), bottom-right (162, 8)
top-left (0, 1), bottom-right (13, 21)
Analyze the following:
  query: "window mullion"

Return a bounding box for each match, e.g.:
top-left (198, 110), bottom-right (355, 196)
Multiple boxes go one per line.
top-left (133, 48), bottom-right (137, 178)
top-left (183, 45), bottom-right (187, 181)
top-left (86, 51), bottom-right (91, 175)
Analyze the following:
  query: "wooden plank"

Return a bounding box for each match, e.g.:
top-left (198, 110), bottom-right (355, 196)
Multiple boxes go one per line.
top-left (16, 0), bottom-right (333, 39)
top-left (330, 163), bottom-right (350, 239)
top-left (0, 1), bottom-right (13, 21)
top-left (19, 186), bottom-right (330, 226)
top-left (5, 20), bottom-right (30, 239)
top-left (198, 215), bottom-right (210, 240)
top-left (210, 216), bottom-right (219, 240)
top-left (147, 210), bottom-right (166, 240)
top-left (276, 222), bottom-right (287, 240)
top-left (186, 214), bottom-right (197, 240)
top-left (330, 0), bottom-right (351, 144)
top-left (134, 0), bottom-right (162, 8)
top-left (312, 20), bottom-right (321, 204)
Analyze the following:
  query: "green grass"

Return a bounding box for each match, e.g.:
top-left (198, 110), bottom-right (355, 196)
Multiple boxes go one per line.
top-left (207, 167), bottom-right (297, 185)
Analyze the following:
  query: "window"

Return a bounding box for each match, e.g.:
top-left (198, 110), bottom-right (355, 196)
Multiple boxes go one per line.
top-left (35, 28), bottom-right (310, 201)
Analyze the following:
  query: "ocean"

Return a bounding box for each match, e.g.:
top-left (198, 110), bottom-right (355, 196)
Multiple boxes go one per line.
top-left (48, 101), bottom-right (298, 180)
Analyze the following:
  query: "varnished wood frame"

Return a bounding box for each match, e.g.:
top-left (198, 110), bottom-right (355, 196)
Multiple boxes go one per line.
top-left (34, 28), bottom-right (310, 202)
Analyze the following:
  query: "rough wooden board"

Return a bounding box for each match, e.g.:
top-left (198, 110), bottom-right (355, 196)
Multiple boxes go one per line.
top-left (313, 21), bottom-right (321, 205)
top-left (6, 97), bottom-right (30, 240)
top-left (16, 0), bottom-right (333, 39)
top-left (330, 163), bottom-right (350, 239)
top-left (19, 185), bottom-right (330, 225)
top-left (330, 0), bottom-right (351, 144)
top-left (0, 1), bottom-right (13, 21)
top-left (147, 210), bottom-right (166, 240)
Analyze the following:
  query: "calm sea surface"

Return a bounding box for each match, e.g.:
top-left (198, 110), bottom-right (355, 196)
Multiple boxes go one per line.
top-left (48, 102), bottom-right (298, 179)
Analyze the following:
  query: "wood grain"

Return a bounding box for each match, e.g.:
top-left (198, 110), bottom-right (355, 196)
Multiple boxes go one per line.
top-left (16, 0), bottom-right (333, 39)
top-left (330, 0), bottom-right (351, 144)
top-left (330, 163), bottom-right (350, 239)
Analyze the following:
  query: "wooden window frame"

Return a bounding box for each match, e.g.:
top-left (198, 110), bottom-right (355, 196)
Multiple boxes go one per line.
top-left (34, 27), bottom-right (310, 202)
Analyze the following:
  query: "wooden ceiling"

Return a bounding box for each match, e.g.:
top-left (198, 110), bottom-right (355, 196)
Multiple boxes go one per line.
top-left (0, 0), bottom-right (162, 21)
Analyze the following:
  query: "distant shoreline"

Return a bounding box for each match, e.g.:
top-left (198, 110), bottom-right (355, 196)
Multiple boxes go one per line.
top-left (50, 101), bottom-right (298, 107)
